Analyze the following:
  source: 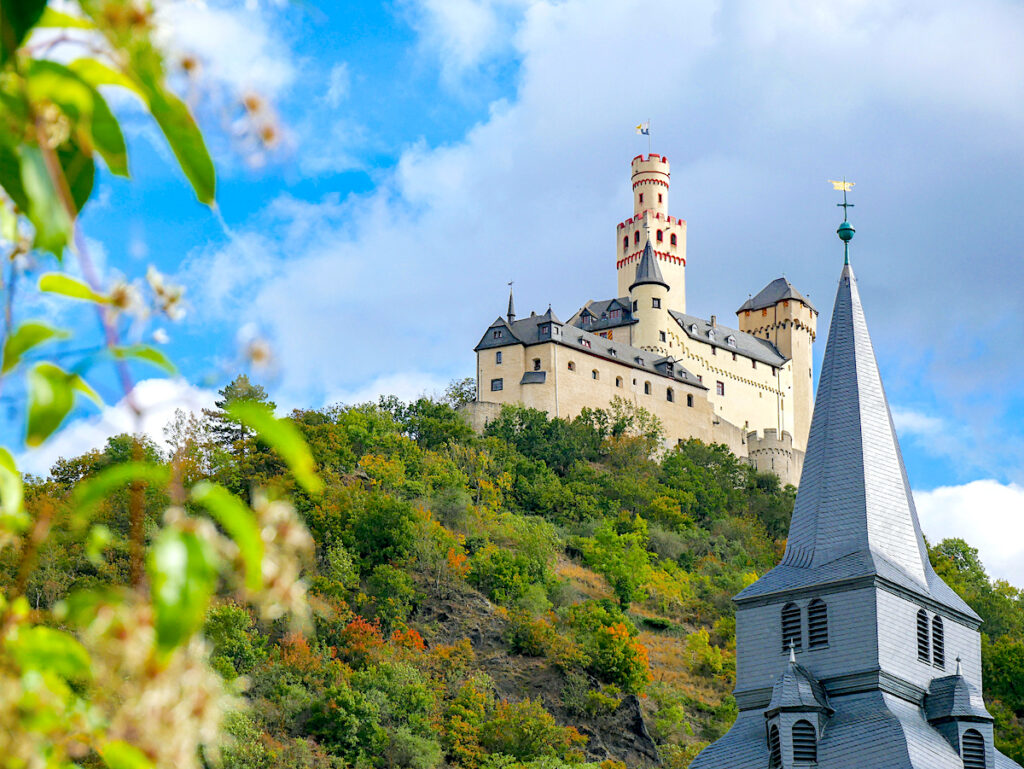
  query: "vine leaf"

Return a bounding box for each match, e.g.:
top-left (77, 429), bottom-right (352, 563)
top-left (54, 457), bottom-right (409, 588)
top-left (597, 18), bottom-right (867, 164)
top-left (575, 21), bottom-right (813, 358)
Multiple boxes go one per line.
top-left (1, 321), bottom-right (70, 374)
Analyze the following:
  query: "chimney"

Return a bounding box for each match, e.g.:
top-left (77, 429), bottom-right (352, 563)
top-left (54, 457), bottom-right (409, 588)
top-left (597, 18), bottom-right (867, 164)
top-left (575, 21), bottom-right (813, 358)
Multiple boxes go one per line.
top-left (711, 315), bottom-right (717, 328)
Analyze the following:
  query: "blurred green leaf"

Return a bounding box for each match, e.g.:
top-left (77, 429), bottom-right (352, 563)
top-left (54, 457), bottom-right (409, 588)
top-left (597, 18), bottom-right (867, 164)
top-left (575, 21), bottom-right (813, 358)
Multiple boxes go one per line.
top-left (71, 461), bottom-right (170, 524)
top-left (0, 199), bottom-right (17, 241)
top-left (69, 58), bottom-right (139, 94)
top-left (191, 481), bottom-right (263, 592)
top-left (7, 626), bottom-right (92, 681)
top-left (111, 344), bottom-right (176, 374)
top-left (57, 140), bottom-right (95, 212)
top-left (86, 524), bottom-right (112, 566)
top-left (0, 0), bottom-right (48, 65)
top-left (228, 401), bottom-right (323, 494)
top-left (0, 136), bottom-right (29, 213)
top-left (149, 527), bottom-right (218, 652)
top-left (26, 362), bottom-right (101, 447)
top-left (37, 8), bottom-right (95, 29)
top-left (38, 273), bottom-right (109, 303)
top-left (27, 60), bottom-right (129, 178)
top-left (100, 740), bottom-right (155, 769)
top-left (143, 84), bottom-right (215, 205)
top-left (2, 320), bottom-right (70, 374)
top-left (0, 447), bottom-right (26, 523)
top-left (20, 146), bottom-right (73, 256)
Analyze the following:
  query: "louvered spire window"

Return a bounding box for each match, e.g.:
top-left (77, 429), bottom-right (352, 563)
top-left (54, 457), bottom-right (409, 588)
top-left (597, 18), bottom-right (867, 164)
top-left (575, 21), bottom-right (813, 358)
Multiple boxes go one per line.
top-left (917, 609), bottom-right (930, 662)
top-left (792, 720), bottom-right (817, 763)
top-left (768, 724), bottom-right (782, 769)
top-left (782, 603), bottom-right (802, 653)
top-left (932, 616), bottom-right (945, 669)
top-left (962, 729), bottom-right (985, 769)
top-left (807, 599), bottom-right (828, 649)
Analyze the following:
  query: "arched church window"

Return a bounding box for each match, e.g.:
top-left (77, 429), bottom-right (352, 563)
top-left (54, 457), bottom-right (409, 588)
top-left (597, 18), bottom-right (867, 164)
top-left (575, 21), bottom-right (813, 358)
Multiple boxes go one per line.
top-left (932, 616), bottom-right (945, 668)
top-left (670, 233), bottom-right (677, 246)
top-left (917, 609), bottom-right (930, 662)
top-left (962, 729), bottom-right (986, 769)
top-left (656, 229), bottom-right (664, 242)
top-left (808, 599), bottom-right (828, 648)
top-left (792, 720), bottom-right (817, 763)
top-left (634, 231), bottom-right (640, 245)
top-left (782, 603), bottom-right (802, 652)
top-left (768, 724), bottom-right (782, 769)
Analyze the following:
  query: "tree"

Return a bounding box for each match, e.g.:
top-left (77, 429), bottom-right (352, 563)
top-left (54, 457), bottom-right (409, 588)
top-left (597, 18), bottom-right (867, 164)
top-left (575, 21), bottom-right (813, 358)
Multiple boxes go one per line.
top-left (204, 374), bottom-right (277, 449)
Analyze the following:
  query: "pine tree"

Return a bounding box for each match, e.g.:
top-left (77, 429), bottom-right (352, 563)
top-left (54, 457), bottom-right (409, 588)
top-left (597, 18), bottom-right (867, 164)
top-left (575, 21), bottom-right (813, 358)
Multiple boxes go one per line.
top-left (203, 374), bottom-right (277, 450)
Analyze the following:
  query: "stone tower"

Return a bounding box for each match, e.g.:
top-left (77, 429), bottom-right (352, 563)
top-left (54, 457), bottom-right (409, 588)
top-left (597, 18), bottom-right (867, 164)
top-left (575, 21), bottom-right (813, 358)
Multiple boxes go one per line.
top-left (629, 238), bottom-right (671, 355)
top-left (616, 154), bottom-right (687, 313)
top-left (736, 279), bottom-right (818, 451)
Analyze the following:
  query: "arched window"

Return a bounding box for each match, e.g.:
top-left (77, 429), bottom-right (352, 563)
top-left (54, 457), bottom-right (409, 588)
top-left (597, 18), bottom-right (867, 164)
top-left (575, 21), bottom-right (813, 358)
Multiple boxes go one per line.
top-left (656, 229), bottom-right (664, 242)
top-left (932, 616), bottom-right (945, 668)
top-left (592, 369), bottom-right (599, 380)
top-left (792, 720), bottom-right (817, 763)
top-left (962, 729), bottom-right (985, 769)
top-left (917, 609), bottom-right (930, 662)
top-left (670, 233), bottom-right (677, 246)
top-left (808, 599), bottom-right (828, 649)
top-left (623, 236), bottom-right (629, 250)
top-left (768, 724), bottom-right (782, 769)
top-left (644, 381), bottom-right (651, 395)
top-left (634, 231), bottom-right (640, 245)
top-left (615, 376), bottom-right (623, 388)
top-left (782, 603), bottom-right (802, 652)
top-left (495, 351), bottom-right (502, 364)
top-left (666, 388), bottom-right (674, 402)
top-left (686, 394), bottom-right (694, 407)
top-left (568, 361), bottom-right (576, 372)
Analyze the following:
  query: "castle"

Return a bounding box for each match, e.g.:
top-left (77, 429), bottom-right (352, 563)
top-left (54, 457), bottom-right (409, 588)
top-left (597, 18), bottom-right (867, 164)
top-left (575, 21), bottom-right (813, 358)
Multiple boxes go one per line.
top-left (689, 221), bottom-right (1022, 769)
top-left (467, 153), bottom-right (818, 485)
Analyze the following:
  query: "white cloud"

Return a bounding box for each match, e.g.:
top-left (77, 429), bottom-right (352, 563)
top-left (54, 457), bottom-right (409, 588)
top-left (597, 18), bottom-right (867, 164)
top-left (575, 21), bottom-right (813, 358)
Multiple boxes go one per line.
top-left (326, 63), bottom-right (351, 107)
top-left (891, 407), bottom-right (946, 438)
top-left (916, 480), bottom-right (1024, 588)
top-left (325, 371), bottom-right (456, 407)
top-left (19, 379), bottom-right (217, 478)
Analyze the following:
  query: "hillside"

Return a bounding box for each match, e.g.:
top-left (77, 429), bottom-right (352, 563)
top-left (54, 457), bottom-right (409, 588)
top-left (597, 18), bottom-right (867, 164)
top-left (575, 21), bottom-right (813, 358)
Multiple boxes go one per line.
top-left (9, 377), bottom-right (1024, 768)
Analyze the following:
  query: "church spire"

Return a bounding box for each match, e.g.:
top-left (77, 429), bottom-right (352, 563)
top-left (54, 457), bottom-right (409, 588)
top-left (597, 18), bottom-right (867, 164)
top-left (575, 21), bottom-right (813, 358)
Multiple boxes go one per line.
top-left (507, 282), bottom-right (516, 323)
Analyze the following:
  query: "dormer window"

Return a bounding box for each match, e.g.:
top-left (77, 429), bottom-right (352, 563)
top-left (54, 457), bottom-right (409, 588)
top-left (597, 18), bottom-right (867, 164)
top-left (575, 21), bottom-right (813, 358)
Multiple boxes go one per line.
top-left (608, 348), bottom-right (617, 357)
top-left (707, 329), bottom-right (715, 341)
top-left (581, 339), bottom-right (591, 349)
top-left (539, 324), bottom-right (550, 335)
top-left (690, 324), bottom-right (698, 334)
top-left (635, 356), bottom-right (643, 365)
top-left (582, 315), bottom-right (592, 325)
top-left (493, 330), bottom-right (503, 339)
top-left (727, 335), bottom-right (736, 347)
top-left (609, 309), bottom-right (621, 320)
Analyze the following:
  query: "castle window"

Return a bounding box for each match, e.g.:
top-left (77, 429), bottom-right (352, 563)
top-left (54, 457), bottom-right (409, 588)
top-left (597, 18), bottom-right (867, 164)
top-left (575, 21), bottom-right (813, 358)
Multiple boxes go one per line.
top-left (495, 351), bottom-right (502, 364)
top-left (666, 388), bottom-right (674, 402)
top-left (732, 352), bottom-right (737, 361)
top-left (762, 308), bottom-right (768, 316)
top-left (712, 346), bottom-right (717, 356)
top-left (690, 324), bottom-right (697, 334)
top-left (581, 339), bottom-right (591, 349)
top-left (539, 324), bottom-right (550, 335)
top-left (792, 720), bottom-right (817, 763)
top-left (768, 725), bottom-right (782, 769)
top-left (716, 381), bottom-right (725, 396)
top-left (592, 369), bottom-right (599, 380)
top-left (917, 610), bottom-right (930, 661)
top-left (608, 348), bottom-right (617, 357)
top-left (659, 331), bottom-right (667, 342)
top-left (610, 309), bottom-right (621, 320)
top-left (686, 394), bottom-right (694, 407)
top-left (670, 233), bottom-right (677, 246)
top-left (658, 193), bottom-right (663, 203)
top-left (727, 335), bottom-right (736, 347)
top-left (490, 378), bottom-right (503, 391)
top-left (932, 616), bottom-right (945, 669)
top-left (623, 236), bottom-right (629, 250)
top-left (752, 359), bottom-right (757, 370)
top-left (697, 375), bottom-right (703, 384)
top-left (533, 358), bottom-right (541, 371)
top-left (615, 376), bottom-right (623, 388)
top-left (582, 314), bottom-right (592, 325)
top-left (652, 298), bottom-right (661, 309)
top-left (782, 602), bottom-right (802, 652)
top-left (962, 729), bottom-right (986, 769)
top-left (644, 381), bottom-right (651, 395)
top-left (568, 361), bottom-right (576, 372)
top-left (639, 193), bottom-right (644, 204)
top-left (656, 229), bottom-right (664, 242)
top-left (634, 231), bottom-right (640, 245)
top-left (493, 330), bottom-right (503, 339)
top-left (633, 300), bottom-right (638, 312)
top-left (808, 598), bottom-right (828, 648)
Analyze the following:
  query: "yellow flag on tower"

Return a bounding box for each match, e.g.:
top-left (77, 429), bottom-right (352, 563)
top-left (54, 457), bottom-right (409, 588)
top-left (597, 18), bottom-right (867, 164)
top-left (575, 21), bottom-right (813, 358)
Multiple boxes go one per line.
top-left (828, 179), bottom-right (855, 192)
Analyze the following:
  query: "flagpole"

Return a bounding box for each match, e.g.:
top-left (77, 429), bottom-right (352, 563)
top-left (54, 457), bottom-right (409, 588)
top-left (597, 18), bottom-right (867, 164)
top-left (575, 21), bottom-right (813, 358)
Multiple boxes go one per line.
top-left (648, 118), bottom-right (652, 154)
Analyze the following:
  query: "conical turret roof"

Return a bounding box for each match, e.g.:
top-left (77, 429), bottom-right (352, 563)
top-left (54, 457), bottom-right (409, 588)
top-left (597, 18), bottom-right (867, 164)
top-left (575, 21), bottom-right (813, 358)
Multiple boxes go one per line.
top-left (765, 651), bottom-right (832, 716)
top-left (630, 239), bottom-right (669, 291)
top-left (736, 262), bottom-right (978, 621)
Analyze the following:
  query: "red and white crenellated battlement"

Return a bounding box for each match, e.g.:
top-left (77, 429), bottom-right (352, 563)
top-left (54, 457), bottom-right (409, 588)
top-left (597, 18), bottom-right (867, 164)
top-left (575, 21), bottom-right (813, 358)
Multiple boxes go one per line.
top-left (618, 213), bottom-right (685, 230)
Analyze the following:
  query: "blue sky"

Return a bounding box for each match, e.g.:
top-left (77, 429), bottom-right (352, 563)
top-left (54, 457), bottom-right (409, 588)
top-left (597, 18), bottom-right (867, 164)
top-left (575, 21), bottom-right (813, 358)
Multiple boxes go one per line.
top-left (13, 0), bottom-right (1024, 583)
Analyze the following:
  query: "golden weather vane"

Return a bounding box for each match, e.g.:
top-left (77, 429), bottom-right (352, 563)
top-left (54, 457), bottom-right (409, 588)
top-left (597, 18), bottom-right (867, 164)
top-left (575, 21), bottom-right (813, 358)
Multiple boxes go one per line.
top-left (829, 179), bottom-right (856, 264)
top-left (829, 179), bottom-right (855, 219)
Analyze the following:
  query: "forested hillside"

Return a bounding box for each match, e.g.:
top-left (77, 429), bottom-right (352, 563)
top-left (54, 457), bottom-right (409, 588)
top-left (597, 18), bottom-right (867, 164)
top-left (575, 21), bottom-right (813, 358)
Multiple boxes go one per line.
top-left (10, 376), bottom-right (1024, 768)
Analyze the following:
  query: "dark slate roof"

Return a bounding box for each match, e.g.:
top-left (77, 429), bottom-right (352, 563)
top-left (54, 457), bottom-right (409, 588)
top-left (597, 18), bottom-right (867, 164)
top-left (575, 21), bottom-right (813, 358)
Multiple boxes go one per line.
top-left (925, 673), bottom-right (992, 722)
top-left (999, 749), bottom-right (1024, 769)
top-left (474, 310), bottom-right (707, 389)
top-left (736, 263), bottom-right (978, 622)
top-left (569, 297), bottom-right (637, 333)
top-left (737, 277), bottom-right (817, 313)
top-left (766, 656), bottom-right (832, 716)
top-left (520, 371), bottom-right (546, 384)
top-left (630, 239), bottom-right (669, 291)
top-left (671, 312), bottom-right (787, 367)
top-left (507, 288), bottom-right (516, 321)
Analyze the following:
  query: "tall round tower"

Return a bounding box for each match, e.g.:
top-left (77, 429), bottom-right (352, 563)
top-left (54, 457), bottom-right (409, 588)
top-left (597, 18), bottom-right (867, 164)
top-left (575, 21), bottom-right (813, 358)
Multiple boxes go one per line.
top-left (616, 154), bottom-right (687, 313)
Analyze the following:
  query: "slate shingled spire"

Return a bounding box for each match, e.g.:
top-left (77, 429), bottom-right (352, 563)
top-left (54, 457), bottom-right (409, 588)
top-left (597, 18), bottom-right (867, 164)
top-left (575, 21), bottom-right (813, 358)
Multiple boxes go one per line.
top-left (507, 285), bottom-right (516, 323)
top-left (630, 238), bottom-right (669, 291)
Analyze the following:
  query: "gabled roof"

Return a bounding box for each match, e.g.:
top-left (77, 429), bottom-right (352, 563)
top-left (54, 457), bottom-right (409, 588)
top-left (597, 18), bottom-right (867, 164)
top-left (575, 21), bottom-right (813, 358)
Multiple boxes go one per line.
top-left (736, 263), bottom-right (978, 622)
top-left (737, 277), bottom-right (817, 314)
top-left (671, 312), bottom-right (787, 367)
top-left (569, 297), bottom-right (637, 333)
top-left (926, 671), bottom-right (992, 723)
top-left (630, 239), bottom-right (669, 291)
top-left (765, 654), bottom-right (832, 716)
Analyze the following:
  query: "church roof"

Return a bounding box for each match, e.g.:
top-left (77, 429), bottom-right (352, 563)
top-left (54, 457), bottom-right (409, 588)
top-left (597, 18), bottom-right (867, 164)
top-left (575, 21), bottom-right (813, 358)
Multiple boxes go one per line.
top-left (735, 263), bottom-right (978, 622)
top-left (737, 277), bottom-right (817, 314)
top-left (671, 312), bottom-right (788, 368)
top-left (925, 670), bottom-right (992, 723)
top-left (765, 654), bottom-right (832, 716)
top-left (630, 239), bottom-right (669, 291)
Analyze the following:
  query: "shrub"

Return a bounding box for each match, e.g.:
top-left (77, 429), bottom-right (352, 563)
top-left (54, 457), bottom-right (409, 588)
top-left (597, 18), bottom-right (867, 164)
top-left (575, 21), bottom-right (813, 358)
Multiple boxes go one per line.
top-left (479, 699), bottom-right (586, 761)
top-left (337, 616), bottom-right (385, 668)
top-left (203, 602), bottom-right (267, 678)
top-left (385, 726), bottom-right (444, 769)
top-left (368, 563), bottom-right (418, 631)
top-left (585, 623), bottom-right (652, 694)
top-left (308, 683), bottom-right (386, 761)
top-left (685, 627), bottom-right (730, 677)
top-left (350, 493), bottom-right (418, 568)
